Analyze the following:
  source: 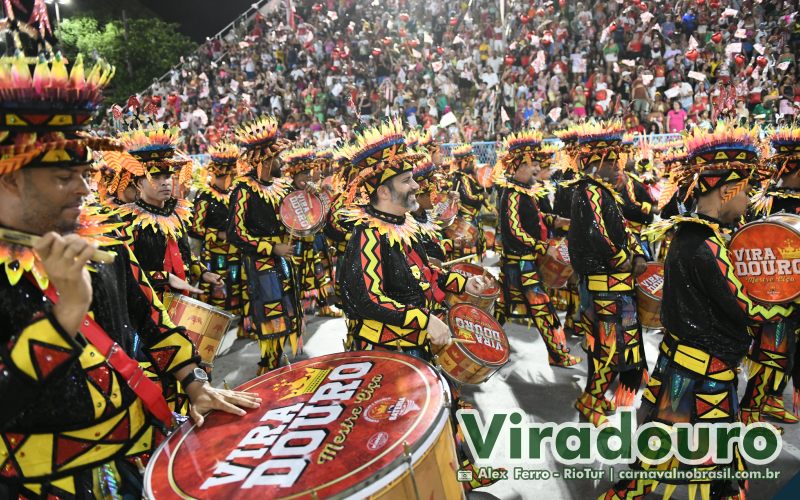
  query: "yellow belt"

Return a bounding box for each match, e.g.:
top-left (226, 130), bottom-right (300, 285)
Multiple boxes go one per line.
top-left (660, 333), bottom-right (736, 382)
top-left (586, 272), bottom-right (634, 292)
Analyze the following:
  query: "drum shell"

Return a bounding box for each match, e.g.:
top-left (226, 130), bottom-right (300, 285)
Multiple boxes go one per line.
top-left (635, 264), bottom-right (663, 329)
top-left (538, 239), bottom-right (573, 289)
top-left (280, 190), bottom-right (326, 238)
top-left (144, 351), bottom-right (463, 500)
top-left (162, 293), bottom-right (236, 367)
top-left (437, 303), bottom-right (510, 385)
top-left (444, 217), bottom-right (478, 249)
top-left (443, 263), bottom-right (500, 314)
top-left (729, 214), bottom-right (800, 303)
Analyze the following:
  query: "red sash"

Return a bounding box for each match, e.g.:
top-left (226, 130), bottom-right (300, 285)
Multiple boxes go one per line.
top-left (39, 283), bottom-right (175, 427)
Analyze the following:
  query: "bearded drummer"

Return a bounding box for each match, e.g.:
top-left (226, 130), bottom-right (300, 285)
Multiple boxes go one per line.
top-left (0, 11), bottom-right (259, 497)
top-left (495, 130), bottom-right (580, 368)
top-left (279, 147), bottom-right (340, 317)
top-left (337, 119), bottom-right (498, 492)
top-left (603, 123), bottom-right (798, 500)
top-left (189, 141), bottom-right (244, 325)
top-left (565, 121), bottom-right (648, 428)
top-left (227, 115), bottom-right (302, 375)
top-left (739, 127), bottom-right (800, 426)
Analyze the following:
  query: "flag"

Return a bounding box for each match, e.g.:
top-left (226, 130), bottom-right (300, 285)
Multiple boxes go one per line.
top-left (286, 0), bottom-right (296, 30)
top-left (501, 106), bottom-right (510, 123)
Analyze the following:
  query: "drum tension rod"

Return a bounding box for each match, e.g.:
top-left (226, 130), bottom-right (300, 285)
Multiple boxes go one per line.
top-left (281, 353), bottom-right (291, 367)
top-left (402, 441), bottom-right (422, 500)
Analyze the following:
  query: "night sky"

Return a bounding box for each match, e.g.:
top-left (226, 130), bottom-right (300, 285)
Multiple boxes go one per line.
top-left (138, 0), bottom-right (263, 42)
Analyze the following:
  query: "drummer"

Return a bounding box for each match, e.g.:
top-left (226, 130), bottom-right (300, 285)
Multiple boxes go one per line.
top-left (739, 127), bottom-right (800, 426)
top-left (495, 130), bottom-right (580, 367)
top-left (619, 136), bottom-right (658, 261)
top-left (603, 122), bottom-right (797, 500)
top-left (280, 147), bottom-right (340, 317)
top-left (565, 120), bottom-right (648, 428)
top-left (410, 149), bottom-right (455, 262)
top-left (337, 119), bottom-right (497, 491)
top-left (0, 11), bottom-right (259, 497)
top-left (449, 143), bottom-right (487, 259)
top-left (189, 140), bottom-right (244, 325)
top-left (115, 119), bottom-right (223, 301)
top-left (227, 115), bottom-right (302, 375)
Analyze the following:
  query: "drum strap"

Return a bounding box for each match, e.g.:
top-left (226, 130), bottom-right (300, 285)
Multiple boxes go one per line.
top-left (163, 238), bottom-right (187, 281)
top-left (405, 247), bottom-right (445, 304)
top-left (38, 281), bottom-right (176, 428)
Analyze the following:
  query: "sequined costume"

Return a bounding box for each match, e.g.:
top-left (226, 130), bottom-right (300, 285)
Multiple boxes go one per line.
top-left (227, 171), bottom-right (302, 372)
top-left (620, 173), bottom-right (656, 260)
top-left (738, 129), bottom-right (800, 425)
top-left (494, 131), bottom-right (579, 367)
top-left (281, 148), bottom-right (337, 315)
top-left (451, 144), bottom-right (487, 259)
top-left (339, 205), bottom-right (466, 359)
top-left (190, 185), bottom-right (242, 315)
top-left (604, 123), bottom-right (792, 500)
top-left (566, 122), bottom-right (647, 428)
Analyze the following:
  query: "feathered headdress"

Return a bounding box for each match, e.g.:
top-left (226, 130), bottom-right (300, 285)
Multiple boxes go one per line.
top-left (767, 126), bottom-right (800, 178)
top-left (345, 119), bottom-right (423, 201)
top-left (0, 3), bottom-right (115, 175)
top-left (571, 120), bottom-right (627, 171)
top-left (208, 140), bottom-right (240, 173)
top-left (501, 129), bottom-right (557, 173)
top-left (280, 147), bottom-right (317, 177)
top-left (235, 115), bottom-right (291, 174)
top-left (672, 121), bottom-right (760, 202)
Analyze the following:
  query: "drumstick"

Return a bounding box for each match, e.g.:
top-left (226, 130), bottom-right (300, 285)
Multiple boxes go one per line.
top-left (441, 254), bottom-right (478, 267)
top-left (451, 338), bottom-right (477, 345)
top-left (0, 227), bottom-right (116, 264)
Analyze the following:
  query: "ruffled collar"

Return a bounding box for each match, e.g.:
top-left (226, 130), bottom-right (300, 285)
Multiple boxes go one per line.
top-left (505, 178), bottom-right (552, 199)
top-left (238, 175), bottom-right (291, 206)
top-left (412, 210), bottom-right (442, 239)
top-left (200, 184), bottom-right (231, 203)
top-left (343, 205), bottom-right (420, 247)
top-left (119, 198), bottom-right (193, 239)
top-left (643, 213), bottom-right (728, 244)
top-left (1, 211), bottom-right (121, 289)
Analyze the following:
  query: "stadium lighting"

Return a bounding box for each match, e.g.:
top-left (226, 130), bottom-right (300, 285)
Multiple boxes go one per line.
top-left (45, 0), bottom-right (71, 27)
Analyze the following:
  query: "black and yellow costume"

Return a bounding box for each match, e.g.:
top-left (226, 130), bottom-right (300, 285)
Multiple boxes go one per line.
top-left (451, 144), bottom-right (487, 259)
top-left (604, 123), bottom-right (794, 500)
top-left (566, 122), bottom-right (647, 428)
top-left (739, 130), bottom-right (800, 425)
top-left (190, 164), bottom-right (243, 316)
top-left (228, 116), bottom-right (302, 373)
top-left (494, 131), bottom-right (579, 367)
top-left (620, 172), bottom-right (656, 261)
top-left (0, 15), bottom-right (197, 497)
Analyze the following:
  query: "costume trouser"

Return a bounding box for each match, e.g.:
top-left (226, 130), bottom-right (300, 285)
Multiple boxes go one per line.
top-left (575, 274), bottom-right (647, 427)
top-left (740, 319), bottom-right (799, 424)
top-left (200, 249), bottom-right (243, 317)
top-left (497, 256), bottom-right (579, 366)
top-left (602, 332), bottom-right (745, 500)
top-left (293, 234), bottom-right (336, 313)
top-left (242, 254), bottom-right (303, 373)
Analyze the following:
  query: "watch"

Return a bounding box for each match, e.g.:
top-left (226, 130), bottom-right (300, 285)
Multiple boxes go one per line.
top-left (180, 367), bottom-right (209, 388)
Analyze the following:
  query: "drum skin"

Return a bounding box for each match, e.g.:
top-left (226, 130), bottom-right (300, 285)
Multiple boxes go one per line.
top-left (729, 214), bottom-right (800, 303)
top-left (161, 293), bottom-right (236, 367)
top-left (144, 351), bottom-right (462, 499)
top-left (436, 303), bottom-right (510, 385)
top-left (636, 262), bottom-right (664, 329)
top-left (280, 190), bottom-right (325, 238)
top-left (538, 239), bottom-right (573, 289)
top-left (444, 217), bottom-right (479, 249)
top-left (444, 263), bottom-right (500, 313)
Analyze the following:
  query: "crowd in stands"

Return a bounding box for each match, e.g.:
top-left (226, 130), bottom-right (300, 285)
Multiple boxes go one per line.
top-left (138, 0), bottom-right (800, 154)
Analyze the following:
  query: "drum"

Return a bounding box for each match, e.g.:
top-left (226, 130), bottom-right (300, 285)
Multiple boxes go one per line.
top-left (729, 213), bottom-right (800, 303)
top-left (161, 293), bottom-right (236, 368)
top-left (435, 303), bottom-right (510, 385)
top-left (279, 190), bottom-right (325, 238)
top-left (636, 262), bottom-right (664, 329)
top-left (144, 351), bottom-right (463, 500)
top-left (538, 238), bottom-right (573, 289)
top-left (444, 262), bottom-right (501, 314)
top-left (444, 216), bottom-right (479, 251)
top-left (432, 196), bottom-right (459, 227)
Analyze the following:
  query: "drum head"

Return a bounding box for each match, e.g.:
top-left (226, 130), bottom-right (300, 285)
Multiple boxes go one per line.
top-left (447, 303), bottom-right (510, 366)
top-left (145, 352), bottom-right (449, 500)
top-left (730, 219), bottom-right (800, 303)
top-left (279, 190), bottom-right (325, 236)
top-left (636, 262), bottom-right (664, 300)
top-left (450, 263), bottom-right (500, 298)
